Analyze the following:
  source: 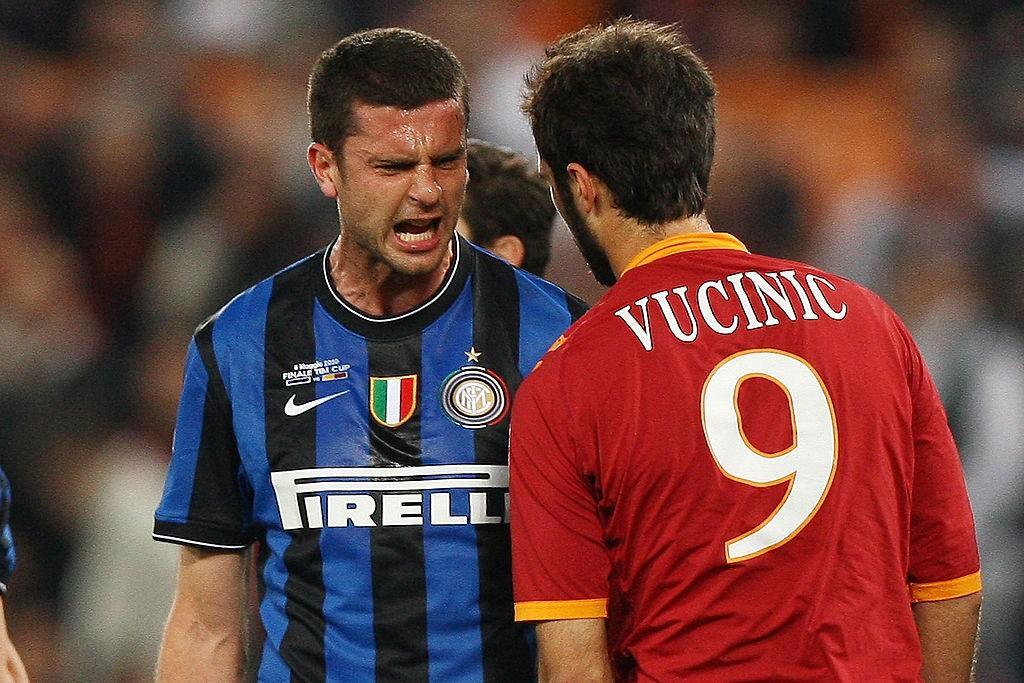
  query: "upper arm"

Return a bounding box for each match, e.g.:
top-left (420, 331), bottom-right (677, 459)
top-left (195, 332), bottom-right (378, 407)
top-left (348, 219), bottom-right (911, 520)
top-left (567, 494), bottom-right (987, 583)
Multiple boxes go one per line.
top-left (154, 334), bottom-right (254, 549)
top-left (510, 366), bottom-right (610, 622)
top-left (535, 619), bottom-right (613, 683)
top-left (901, 328), bottom-right (981, 600)
top-left (158, 546), bottom-right (248, 681)
top-left (170, 545), bottom-right (248, 625)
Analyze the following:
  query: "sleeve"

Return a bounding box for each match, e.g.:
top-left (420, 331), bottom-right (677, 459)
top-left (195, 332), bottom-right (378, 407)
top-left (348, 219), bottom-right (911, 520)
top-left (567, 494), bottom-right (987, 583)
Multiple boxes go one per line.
top-left (510, 361), bottom-right (610, 621)
top-left (153, 327), bottom-right (254, 550)
top-left (902, 326), bottom-right (982, 602)
top-left (0, 467), bottom-right (14, 592)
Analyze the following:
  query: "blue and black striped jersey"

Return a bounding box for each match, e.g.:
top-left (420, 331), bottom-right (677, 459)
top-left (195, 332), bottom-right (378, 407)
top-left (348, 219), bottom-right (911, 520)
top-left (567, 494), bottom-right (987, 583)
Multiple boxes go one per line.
top-left (0, 466), bottom-right (13, 593)
top-left (154, 235), bottom-right (586, 681)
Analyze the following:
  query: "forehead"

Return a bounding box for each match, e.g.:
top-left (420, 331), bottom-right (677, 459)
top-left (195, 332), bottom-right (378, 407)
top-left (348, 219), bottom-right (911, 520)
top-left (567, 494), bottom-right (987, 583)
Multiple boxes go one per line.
top-left (347, 99), bottom-right (466, 155)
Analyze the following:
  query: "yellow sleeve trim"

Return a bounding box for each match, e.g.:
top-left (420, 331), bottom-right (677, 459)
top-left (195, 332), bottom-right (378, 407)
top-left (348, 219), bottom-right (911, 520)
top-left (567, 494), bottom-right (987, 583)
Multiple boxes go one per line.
top-left (910, 571), bottom-right (982, 603)
top-left (514, 598), bottom-right (608, 622)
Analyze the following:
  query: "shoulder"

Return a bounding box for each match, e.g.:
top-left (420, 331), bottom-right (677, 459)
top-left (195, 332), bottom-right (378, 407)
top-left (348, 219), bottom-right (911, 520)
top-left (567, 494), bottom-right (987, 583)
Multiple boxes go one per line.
top-left (194, 249), bottom-right (324, 341)
top-left (467, 240), bottom-right (588, 321)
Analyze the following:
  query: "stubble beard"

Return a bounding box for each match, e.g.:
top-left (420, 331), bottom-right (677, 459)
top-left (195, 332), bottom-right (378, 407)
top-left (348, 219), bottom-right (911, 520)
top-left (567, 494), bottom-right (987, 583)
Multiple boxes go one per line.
top-left (553, 179), bottom-right (617, 287)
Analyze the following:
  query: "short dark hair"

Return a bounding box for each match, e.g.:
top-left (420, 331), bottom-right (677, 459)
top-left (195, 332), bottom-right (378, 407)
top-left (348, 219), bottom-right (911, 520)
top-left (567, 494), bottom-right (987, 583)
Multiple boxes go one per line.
top-left (523, 18), bottom-right (716, 225)
top-left (463, 140), bottom-right (556, 276)
top-left (308, 28), bottom-right (469, 154)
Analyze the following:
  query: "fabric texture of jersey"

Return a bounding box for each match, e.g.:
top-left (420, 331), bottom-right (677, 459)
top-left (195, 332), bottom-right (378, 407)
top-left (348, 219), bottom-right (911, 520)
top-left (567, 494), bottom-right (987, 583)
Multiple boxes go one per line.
top-left (0, 466), bottom-right (13, 593)
top-left (154, 234), bottom-right (586, 681)
top-left (510, 232), bottom-right (980, 681)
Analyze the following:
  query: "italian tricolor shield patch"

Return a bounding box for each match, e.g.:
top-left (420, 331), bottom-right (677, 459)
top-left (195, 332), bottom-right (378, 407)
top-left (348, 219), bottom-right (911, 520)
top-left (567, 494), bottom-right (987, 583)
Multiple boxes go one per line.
top-left (369, 375), bottom-right (418, 427)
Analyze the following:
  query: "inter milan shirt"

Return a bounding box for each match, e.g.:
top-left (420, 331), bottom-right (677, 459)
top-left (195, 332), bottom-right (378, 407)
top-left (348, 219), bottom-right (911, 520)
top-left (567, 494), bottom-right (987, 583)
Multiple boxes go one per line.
top-left (0, 466), bottom-right (13, 592)
top-left (510, 232), bottom-right (980, 681)
top-left (154, 234), bottom-right (585, 681)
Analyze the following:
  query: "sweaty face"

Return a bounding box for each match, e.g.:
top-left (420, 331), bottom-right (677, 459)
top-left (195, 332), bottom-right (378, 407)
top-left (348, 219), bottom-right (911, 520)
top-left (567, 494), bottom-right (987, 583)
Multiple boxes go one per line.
top-left (334, 99), bottom-right (468, 277)
top-left (546, 168), bottom-right (617, 287)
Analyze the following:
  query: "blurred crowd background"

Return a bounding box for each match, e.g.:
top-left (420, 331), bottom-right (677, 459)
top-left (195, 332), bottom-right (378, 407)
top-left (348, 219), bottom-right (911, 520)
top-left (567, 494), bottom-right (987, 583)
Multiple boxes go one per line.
top-left (1, 1), bottom-right (1022, 680)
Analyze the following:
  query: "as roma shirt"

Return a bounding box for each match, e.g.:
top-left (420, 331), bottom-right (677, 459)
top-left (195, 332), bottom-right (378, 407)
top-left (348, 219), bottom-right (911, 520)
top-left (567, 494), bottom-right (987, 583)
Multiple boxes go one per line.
top-left (510, 232), bottom-right (980, 681)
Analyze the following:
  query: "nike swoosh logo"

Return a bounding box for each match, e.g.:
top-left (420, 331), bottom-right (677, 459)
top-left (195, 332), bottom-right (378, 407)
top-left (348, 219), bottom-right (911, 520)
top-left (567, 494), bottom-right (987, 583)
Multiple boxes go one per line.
top-left (284, 390), bottom-right (350, 417)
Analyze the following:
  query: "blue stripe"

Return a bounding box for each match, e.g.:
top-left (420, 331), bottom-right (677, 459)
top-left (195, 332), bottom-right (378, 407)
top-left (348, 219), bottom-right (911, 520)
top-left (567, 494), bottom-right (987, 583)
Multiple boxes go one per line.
top-left (258, 527), bottom-right (294, 681)
top-left (314, 302), bottom-right (376, 680)
top-left (155, 340), bottom-right (208, 523)
top-left (516, 270), bottom-right (572, 378)
top-left (421, 291), bottom-right (485, 682)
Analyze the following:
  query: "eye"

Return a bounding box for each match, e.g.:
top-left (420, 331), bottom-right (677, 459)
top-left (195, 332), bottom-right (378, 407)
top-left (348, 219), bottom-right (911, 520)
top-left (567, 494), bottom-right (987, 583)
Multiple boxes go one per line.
top-left (435, 155), bottom-right (463, 170)
top-left (375, 161), bottom-right (414, 174)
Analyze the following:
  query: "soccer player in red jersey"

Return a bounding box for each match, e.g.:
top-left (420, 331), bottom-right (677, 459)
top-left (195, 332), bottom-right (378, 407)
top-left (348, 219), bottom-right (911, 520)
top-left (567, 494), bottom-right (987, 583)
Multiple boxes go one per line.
top-left (509, 18), bottom-right (982, 682)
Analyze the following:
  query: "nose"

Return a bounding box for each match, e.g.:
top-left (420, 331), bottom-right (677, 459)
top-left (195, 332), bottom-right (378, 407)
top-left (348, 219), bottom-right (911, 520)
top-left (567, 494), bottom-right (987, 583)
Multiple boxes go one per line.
top-left (408, 165), bottom-right (441, 206)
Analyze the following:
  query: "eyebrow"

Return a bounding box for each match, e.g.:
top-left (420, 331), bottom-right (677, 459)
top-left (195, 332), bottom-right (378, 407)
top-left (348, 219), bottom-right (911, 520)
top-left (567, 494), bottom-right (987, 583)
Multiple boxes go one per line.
top-left (367, 146), bottom-right (466, 166)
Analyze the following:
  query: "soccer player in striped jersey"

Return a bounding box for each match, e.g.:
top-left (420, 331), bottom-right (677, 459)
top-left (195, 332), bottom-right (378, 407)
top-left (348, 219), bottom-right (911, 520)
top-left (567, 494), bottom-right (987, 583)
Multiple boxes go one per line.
top-left (458, 140), bottom-right (557, 277)
top-left (154, 28), bottom-right (585, 681)
top-left (0, 466), bottom-right (27, 682)
top-left (510, 19), bottom-right (981, 682)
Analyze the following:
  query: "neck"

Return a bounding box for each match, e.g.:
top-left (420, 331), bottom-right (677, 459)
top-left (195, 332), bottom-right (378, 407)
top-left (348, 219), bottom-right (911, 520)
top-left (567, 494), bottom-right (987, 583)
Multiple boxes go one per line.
top-left (605, 213), bottom-right (712, 278)
top-left (327, 240), bottom-right (454, 317)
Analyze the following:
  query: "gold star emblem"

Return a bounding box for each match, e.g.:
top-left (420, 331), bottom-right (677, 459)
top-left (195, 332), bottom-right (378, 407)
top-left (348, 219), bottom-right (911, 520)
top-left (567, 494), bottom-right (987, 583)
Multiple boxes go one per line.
top-left (465, 347), bottom-right (482, 363)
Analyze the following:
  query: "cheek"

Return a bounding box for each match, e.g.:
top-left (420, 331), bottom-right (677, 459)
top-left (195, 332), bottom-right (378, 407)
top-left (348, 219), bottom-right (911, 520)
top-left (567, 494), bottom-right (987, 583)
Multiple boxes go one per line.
top-left (439, 168), bottom-right (468, 202)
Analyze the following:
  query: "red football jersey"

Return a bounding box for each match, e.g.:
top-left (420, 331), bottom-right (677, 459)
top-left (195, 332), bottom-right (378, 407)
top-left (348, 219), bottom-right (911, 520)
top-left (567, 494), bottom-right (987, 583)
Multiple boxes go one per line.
top-left (510, 233), bottom-right (980, 681)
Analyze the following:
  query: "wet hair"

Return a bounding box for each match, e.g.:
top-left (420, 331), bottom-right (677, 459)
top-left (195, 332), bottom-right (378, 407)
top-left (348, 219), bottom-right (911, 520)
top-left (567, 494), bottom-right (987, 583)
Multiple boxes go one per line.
top-left (523, 18), bottom-right (716, 225)
top-left (308, 27), bottom-right (469, 154)
top-left (463, 140), bottom-right (555, 276)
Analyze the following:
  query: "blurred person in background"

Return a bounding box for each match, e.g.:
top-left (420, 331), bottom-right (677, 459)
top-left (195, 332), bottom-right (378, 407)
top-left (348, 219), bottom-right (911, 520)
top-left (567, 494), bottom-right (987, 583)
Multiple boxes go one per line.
top-left (0, 467), bottom-right (28, 683)
top-left (510, 18), bottom-right (980, 681)
top-left (153, 27), bottom-right (585, 681)
top-left (457, 138), bottom-right (557, 276)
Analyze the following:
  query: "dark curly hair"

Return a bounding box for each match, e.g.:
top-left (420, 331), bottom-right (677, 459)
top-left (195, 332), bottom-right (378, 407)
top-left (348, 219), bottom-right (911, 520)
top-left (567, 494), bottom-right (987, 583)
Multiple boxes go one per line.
top-left (523, 18), bottom-right (716, 226)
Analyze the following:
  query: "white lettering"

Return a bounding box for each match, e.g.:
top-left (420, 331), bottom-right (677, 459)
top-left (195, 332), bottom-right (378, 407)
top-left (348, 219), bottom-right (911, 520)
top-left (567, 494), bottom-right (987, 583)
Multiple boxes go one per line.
top-left (271, 464), bottom-right (508, 530)
top-left (747, 272), bottom-right (798, 326)
top-left (651, 288), bottom-right (699, 342)
top-left (614, 298), bottom-right (655, 351)
top-left (382, 494), bottom-right (422, 526)
top-left (469, 491), bottom-right (503, 524)
top-left (430, 492), bottom-right (468, 525)
top-left (726, 273), bottom-right (764, 330)
top-left (326, 494), bottom-right (375, 527)
top-left (806, 274), bottom-right (847, 320)
top-left (697, 280), bottom-right (738, 334)
top-left (779, 270), bottom-right (819, 320)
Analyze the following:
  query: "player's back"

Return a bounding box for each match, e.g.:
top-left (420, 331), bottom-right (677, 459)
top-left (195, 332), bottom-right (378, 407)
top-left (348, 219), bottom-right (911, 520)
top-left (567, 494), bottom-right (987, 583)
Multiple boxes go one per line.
top-left (515, 235), bottom-right (979, 681)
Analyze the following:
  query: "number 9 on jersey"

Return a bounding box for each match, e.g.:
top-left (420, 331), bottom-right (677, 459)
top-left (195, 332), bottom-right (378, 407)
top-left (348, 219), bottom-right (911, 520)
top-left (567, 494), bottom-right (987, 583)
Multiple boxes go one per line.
top-left (701, 349), bottom-right (838, 563)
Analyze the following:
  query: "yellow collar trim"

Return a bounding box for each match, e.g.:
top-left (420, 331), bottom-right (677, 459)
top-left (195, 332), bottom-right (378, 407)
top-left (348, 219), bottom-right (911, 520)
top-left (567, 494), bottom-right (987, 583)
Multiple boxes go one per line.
top-left (622, 232), bottom-right (749, 275)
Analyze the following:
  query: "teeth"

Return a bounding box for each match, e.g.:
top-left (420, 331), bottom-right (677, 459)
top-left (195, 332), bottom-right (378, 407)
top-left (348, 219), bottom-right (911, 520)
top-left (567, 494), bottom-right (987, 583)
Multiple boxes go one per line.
top-left (396, 229), bottom-right (435, 243)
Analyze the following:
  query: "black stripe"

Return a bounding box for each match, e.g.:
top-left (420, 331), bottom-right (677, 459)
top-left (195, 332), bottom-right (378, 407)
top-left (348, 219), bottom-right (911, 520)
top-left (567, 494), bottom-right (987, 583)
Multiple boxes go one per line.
top-left (189, 318), bottom-right (250, 543)
top-left (368, 337), bottom-right (429, 681)
top-left (566, 291), bottom-right (590, 323)
top-left (471, 251), bottom-right (533, 681)
top-left (263, 259), bottom-right (327, 682)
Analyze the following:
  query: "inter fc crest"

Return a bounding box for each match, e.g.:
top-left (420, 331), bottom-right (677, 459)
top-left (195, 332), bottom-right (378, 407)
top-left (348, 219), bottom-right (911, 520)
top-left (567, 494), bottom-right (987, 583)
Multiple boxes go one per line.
top-left (369, 375), bottom-right (418, 427)
top-left (441, 365), bottom-right (509, 429)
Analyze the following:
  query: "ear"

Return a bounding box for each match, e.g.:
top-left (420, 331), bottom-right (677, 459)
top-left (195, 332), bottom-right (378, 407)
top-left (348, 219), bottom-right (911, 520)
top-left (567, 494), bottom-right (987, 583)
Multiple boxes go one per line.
top-left (308, 143), bottom-right (340, 199)
top-left (486, 234), bottom-right (526, 268)
top-left (565, 162), bottom-right (599, 215)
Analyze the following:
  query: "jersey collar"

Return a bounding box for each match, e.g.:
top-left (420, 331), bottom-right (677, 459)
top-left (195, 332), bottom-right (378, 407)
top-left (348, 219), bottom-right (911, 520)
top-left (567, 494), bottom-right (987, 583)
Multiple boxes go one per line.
top-left (621, 232), bottom-right (748, 276)
top-left (316, 233), bottom-right (472, 339)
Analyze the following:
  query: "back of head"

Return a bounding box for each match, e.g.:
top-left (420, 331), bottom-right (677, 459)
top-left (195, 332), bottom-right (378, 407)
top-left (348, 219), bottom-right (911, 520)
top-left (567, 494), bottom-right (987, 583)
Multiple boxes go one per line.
top-left (523, 18), bottom-right (716, 225)
top-left (464, 140), bottom-right (556, 277)
top-left (308, 28), bottom-right (469, 155)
